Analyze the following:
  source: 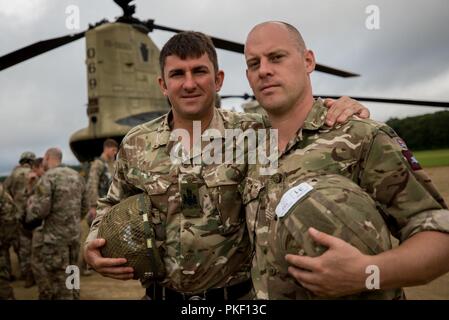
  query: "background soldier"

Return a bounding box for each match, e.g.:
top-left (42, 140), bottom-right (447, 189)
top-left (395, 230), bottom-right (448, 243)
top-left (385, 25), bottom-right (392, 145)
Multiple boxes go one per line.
top-left (82, 139), bottom-right (118, 275)
top-left (3, 151), bottom-right (36, 287)
top-left (26, 158), bottom-right (44, 195)
top-left (26, 148), bottom-right (88, 300)
top-left (86, 138), bottom-right (118, 225)
top-left (0, 183), bottom-right (18, 300)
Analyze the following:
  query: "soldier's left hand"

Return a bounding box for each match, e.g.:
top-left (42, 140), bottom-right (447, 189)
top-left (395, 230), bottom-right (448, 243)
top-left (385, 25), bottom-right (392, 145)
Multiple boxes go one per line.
top-left (324, 96), bottom-right (370, 126)
top-left (285, 227), bottom-right (371, 297)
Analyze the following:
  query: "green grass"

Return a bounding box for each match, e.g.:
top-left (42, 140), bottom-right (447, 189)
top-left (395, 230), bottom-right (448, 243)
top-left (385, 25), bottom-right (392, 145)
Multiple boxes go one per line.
top-left (413, 149), bottom-right (449, 168)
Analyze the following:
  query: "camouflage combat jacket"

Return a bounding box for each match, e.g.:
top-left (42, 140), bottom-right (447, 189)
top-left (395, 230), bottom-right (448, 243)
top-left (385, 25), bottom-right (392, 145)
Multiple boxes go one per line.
top-left (87, 156), bottom-right (115, 208)
top-left (4, 164), bottom-right (31, 219)
top-left (26, 166), bottom-right (88, 246)
top-left (243, 99), bottom-right (449, 299)
top-left (88, 108), bottom-right (264, 293)
top-left (0, 183), bottom-right (18, 243)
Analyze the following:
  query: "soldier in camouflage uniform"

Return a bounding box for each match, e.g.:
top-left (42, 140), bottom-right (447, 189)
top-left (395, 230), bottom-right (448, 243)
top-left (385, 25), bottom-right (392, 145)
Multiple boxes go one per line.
top-left (26, 148), bottom-right (88, 300)
top-left (84, 31), bottom-right (368, 300)
top-left (0, 183), bottom-right (18, 300)
top-left (86, 32), bottom-right (260, 300)
top-left (86, 138), bottom-right (118, 225)
top-left (3, 151), bottom-right (36, 287)
top-left (243, 21), bottom-right (449, 299)
top-left (260, 174), bottom-right (406, 300)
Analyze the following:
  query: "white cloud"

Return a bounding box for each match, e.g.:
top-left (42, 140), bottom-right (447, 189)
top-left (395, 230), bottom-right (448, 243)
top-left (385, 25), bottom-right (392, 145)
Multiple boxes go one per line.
top-left (0, 0), bottom-right (49, 23)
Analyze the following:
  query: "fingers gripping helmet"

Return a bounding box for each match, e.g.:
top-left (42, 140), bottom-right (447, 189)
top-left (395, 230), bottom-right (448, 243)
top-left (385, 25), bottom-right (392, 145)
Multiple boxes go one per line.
top-left (98, 193), bottom-right (165, 281)
top-left (270, 173), bottom-right (401, 300)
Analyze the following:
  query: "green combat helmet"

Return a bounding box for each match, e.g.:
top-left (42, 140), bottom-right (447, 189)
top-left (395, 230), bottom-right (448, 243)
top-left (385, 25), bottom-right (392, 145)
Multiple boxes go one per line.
top-left (19, 151), bottom-right (36, 164)
top-left (268, 173), bottom-right (404, 299)
top-left (98, 193), bottom-right (165, 282)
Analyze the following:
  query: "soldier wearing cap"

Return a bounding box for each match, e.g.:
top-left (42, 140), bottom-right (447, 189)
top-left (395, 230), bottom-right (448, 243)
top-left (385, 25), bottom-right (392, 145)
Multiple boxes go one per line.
top-left (243, 21), bottom-right (449, 299)
top-left (3, 151), bottom-right (36, 287)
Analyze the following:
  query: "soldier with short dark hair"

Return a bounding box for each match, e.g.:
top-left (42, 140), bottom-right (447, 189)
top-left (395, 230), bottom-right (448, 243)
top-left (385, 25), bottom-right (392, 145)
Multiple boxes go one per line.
top-left (86, 138), bottom-right (118, 225)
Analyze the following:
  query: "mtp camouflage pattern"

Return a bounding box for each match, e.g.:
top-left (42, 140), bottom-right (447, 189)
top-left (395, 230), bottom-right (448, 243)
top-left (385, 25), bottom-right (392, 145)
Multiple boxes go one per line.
top-left (0, 184), bottom-right (17, 300)
top-left (26, 166), bottom-right (88, 299)
top-left (87, 156), bottom-right (115, 208)
top-left (3, 164), bottom-right (33, 278)
top-left (264, 174), bottom-right (403, 299)
top-left (88, 108), bottom-right (264, 293)
top-left (244, 99), bottom-right (449, 299)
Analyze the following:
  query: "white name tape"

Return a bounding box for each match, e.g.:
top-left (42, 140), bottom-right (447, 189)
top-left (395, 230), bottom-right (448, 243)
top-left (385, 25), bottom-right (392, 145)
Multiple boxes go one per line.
top-left (275, 182), bottom-right (314, 218)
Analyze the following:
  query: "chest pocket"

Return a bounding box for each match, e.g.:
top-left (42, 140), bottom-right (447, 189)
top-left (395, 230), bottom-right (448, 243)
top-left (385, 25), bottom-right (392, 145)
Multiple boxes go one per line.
top-left (142, 173), bottom-right (174, 214)
top-left (203, 165), bottom-right (246, 235)
top-left (241, 177), bottom-right (265, 238)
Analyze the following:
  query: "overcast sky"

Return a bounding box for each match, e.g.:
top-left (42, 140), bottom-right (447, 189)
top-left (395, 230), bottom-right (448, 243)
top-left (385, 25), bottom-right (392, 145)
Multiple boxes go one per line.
top-left (1, 0), bottom-right (448, 175)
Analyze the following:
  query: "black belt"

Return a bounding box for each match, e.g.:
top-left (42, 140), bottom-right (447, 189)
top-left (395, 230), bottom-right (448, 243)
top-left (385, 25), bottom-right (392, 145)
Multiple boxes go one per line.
top-left (146, 279), bottom-right (252, 301)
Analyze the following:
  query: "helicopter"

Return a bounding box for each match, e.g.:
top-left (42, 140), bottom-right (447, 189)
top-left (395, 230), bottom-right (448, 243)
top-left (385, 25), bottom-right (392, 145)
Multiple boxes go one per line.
top-left (0, 0), bottom-right (448, 165)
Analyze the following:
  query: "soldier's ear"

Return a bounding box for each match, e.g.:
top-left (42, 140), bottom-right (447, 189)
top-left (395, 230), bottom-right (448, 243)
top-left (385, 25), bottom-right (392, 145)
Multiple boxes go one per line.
top-left (304, 49), bottom-right (316, 74)
top-left (215, 70), bottom-right (224, 92)
top-left (158, 76), bottom-right (168, 96)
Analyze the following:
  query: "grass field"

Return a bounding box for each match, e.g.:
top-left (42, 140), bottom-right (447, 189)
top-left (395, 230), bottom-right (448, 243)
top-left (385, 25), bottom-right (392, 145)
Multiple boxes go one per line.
top-left (412, 149), bottom-right (449, 168)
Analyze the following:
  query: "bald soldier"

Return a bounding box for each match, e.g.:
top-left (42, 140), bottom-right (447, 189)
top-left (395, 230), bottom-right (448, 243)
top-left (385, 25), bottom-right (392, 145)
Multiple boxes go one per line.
top-left (243, 21), bottom-right (449, 299)
top-left (26, 148), bottom-right (88, 300)
top-left (84, 31), bottom-right (368, 300)
top-left (3, 151), bottom-right (36, 287)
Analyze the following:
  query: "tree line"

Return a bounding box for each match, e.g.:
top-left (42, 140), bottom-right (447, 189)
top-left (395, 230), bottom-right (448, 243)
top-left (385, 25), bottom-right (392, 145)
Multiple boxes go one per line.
top-left (386, 110), bottom-right (449, 151)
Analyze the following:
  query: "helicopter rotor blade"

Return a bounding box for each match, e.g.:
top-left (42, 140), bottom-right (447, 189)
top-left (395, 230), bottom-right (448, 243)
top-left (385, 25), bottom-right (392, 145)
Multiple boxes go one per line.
top-left (314, 64), bottom-right (359, 78)
top-left (146, 20), bottom-right (359, 78)
top-left (318, 95), bottom-right (449, 108)
top-left (145, 20), bottom-right (246, 53)
top-left (0, 30), bottom-right (86, 71)
top-left (220, 93), bottom-right (449, 108)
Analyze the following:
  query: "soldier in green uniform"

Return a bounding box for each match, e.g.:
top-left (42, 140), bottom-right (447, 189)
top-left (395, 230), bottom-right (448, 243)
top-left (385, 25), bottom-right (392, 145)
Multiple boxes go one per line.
top-left (243, 21), bottom-right (449, 299)
top-left (26, 148), bottom-right (88, 299)
top-left (0, 183), bottom-right (18, 300)
top-left (86, 138), bottom-right (118, 225)
top-left (3, 151), bottom-right (36, 287)
top-left (84, 31), bottom-right (367, 300)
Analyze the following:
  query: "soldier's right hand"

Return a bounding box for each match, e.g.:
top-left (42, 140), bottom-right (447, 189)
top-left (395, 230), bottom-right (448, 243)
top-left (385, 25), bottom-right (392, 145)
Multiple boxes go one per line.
top-left (84, 238), bottom-right (134, 280)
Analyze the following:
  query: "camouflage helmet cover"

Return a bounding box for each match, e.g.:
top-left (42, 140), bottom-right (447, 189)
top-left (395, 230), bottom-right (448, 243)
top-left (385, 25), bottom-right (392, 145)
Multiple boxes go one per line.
top-left (19, 151), bottom-right (36, 163)
top-left (275, 173), bottom-right (393, 258)
top-left (98, 193), bottom-right (165, 282)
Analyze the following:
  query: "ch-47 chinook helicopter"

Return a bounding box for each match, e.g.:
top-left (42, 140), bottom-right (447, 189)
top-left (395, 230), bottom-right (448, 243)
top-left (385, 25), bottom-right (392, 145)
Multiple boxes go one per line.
top-left (1, 0), bottom-right (448, 163)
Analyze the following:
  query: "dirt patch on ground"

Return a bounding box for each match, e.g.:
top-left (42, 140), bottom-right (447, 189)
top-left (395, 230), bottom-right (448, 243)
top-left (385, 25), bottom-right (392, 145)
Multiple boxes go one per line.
top-left (10, 166), bottom-right (449, 300)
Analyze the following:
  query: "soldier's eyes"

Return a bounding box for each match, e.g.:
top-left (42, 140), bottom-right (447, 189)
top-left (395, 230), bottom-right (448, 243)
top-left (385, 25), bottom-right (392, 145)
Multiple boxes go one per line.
top-left (247, 61), bottom-right (260, 70)
top-left (271, 55), bottom-right (284, 62)
top-left (169, 71), bottom-right (184, 78)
